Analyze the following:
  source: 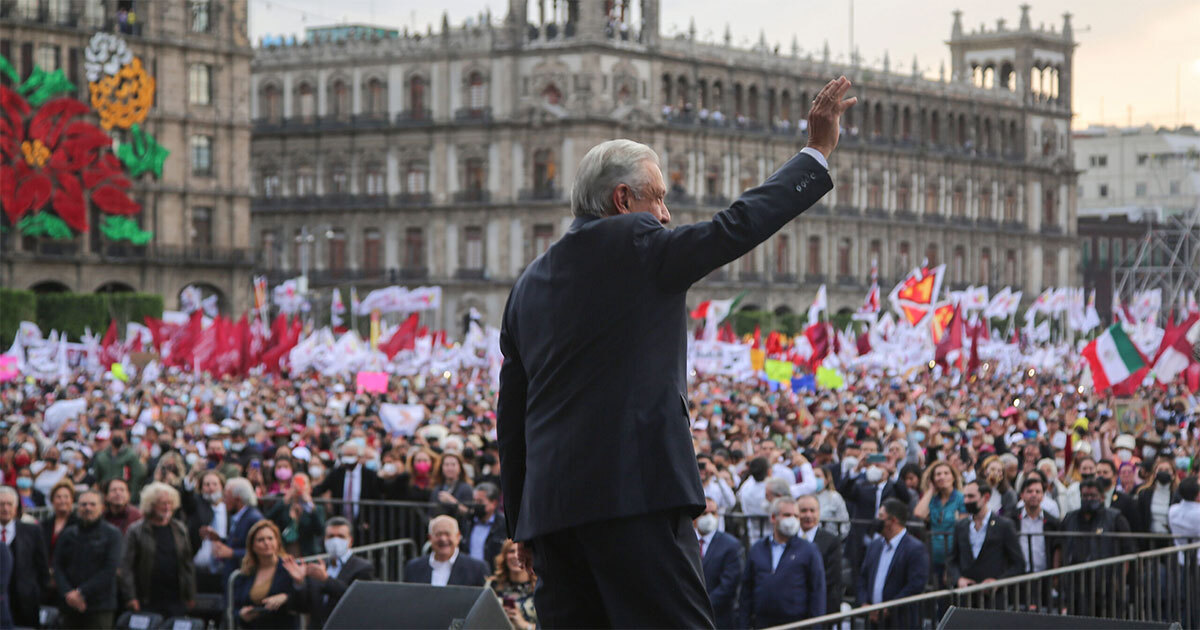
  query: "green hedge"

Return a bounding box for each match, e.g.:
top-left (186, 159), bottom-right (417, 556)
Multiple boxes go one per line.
top-left (33, 292), bottom-right (163, 341)
top-left (0, 288), bottom-right (37, 348)
top-left (728, 309), bottom-right (867, 338)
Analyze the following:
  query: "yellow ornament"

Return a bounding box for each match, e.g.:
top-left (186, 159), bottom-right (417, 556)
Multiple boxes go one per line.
top-left (89, 57), bottom-right (155, 129)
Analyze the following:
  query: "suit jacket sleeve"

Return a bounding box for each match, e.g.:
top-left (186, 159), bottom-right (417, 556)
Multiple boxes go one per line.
top-left (856, 544), bottom-right (874, 605)
top-left (119, 525), bottom-right (138, 601)
top-left (79, 526), bottom-right (122, 601)
top-left (739, 547), bottom-right (757, 629)
top-left (945, 520), bottom-right (965, 585)
top-left (635, 151), bottom-right (832, 293)
top-left (999, 519), bottom-right (1025, 578)
top-left (898, 540), bottom-right (930, 598)
top-left (497, 289), bottom-right (528, 541)
top-left (709, 541), bottom-right (743, 612)
top-left (52, 528), bottom-right (76, 594)
top-left (825, 534), bottom-right (844, 593)
top-left (28, 526), bottom-right (50, 595)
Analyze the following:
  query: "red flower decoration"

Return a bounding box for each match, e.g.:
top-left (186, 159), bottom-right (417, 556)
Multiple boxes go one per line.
top-left (0, 86), bottom-right (139, 233)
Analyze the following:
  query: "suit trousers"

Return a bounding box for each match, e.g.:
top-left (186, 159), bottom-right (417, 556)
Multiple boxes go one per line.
top-left (531, 508), bottom-right (716, 629)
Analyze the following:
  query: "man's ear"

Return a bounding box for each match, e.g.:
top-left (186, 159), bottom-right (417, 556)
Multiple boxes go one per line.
top-left (613, 184), bottom-right (629, 214)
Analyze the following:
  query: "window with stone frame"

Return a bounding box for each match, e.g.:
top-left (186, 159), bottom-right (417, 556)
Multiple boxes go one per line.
top-left (329, 79), bottom-right (350, 119)
top-left (363, 228), bottom-right (382, 271)
top-left (868, 240), bottom-right (882, 278)
top-left (926, 185), bottom-right (939, 215)
top-left (260, 83), bottom-right (282, 121)
top-left (328, 166), bottom-right (348, 194)
top-left (189, 64), bottom-right (212, 105)
top-left (1005, 249), bottom-right (1017, 285)
top-left (979, 248), bottom-right (992, 285)
top-left (404, 227), bottom-right (425, 269)
top-left (980, 189), bottom-right (992, 219)
top-left (364, 78), bottom-right (387, 115)
top-left (533, 224), bottom-right (554, 258)
top-left (951, 189), bottom-right (965, 217)
top-left (364, 164), bottom-right (385, 195)
top-left (463, 157), bottom-right (486, 198)
top-left (191, 207), bottom-right (212, 246)
top-left (898, 241), bottom-right (911, 272)
top-left (533, 149), bottom-right (556, 194)
top-left (807, 236), bottom-right (821, 275)
top-left (463, 226), bottom-right (484, 270)
top-left (952, 246), bottom-right (965, 284)
top-left (261, 230), bottom-right (280, 270)
top-left (296, 82), bottom-right (316, 120)
top-left (406, 163), bottom-right (428, 194)
top-left (775, 234), bottom-right (790, 276)
top-left (409, 75), bottom-right (427, 116)
top-left (925, 243), bottom-right (938, 267)
top-left (467, 71), bottom-right (487, 110)
top-left (896, 185), bottom-right (910, 211)
top-left (1004, 190), bottom-right (1017, 222)
top-left (1042, 188), bottom-right (1057, 227)
top-left (328, 229), bottom-right (346, 271)
top-left (261, 169), bottom-right (280, 197)
top-left (837, 238), bottom-right (852, 277)
top-left (868, 182), bottom-right (882, 208)
top-left (295, 166), bottom-right (315, 196)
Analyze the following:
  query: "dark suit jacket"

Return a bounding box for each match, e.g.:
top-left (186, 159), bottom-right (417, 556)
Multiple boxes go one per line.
top-left (0, 537), bottom-right (12, 629)
top-left (460, 512), bottom-right (508, 569)
top-left (224, 505), bottom-right (265, 578)
top-left (306, 555), bottom-right (374, 629)
top-left (1133, 485), bottom-right (1180, 547)
top-left (1109, 489), bottom-right (1141, 536)
top-left (1002, 507), bottom-right (1062, 571)
top-left (7, 521), bottom-right (49, 627)
top-left (838, 474), bottom-right (913, 564)
top-left (945, 512), bottom-right (1025, 584)
top-left (186, 498), bottom-right (217, 557)
top-left (497, 151), bottom-right (833, 541)
top-left (314, 465), bottom-right (383, 516)
top-left (232, 557), bottom-right (309, 629)
top-left (857, 531), bottom-right (929, 628)
top-left (811, 527), bottom-right (844, 617)
top-left (700, 531), bottom-right (743, 629)
top-left (740, 535), bottom-right (826, 628)
top-left (403, 553), bottom-right (489, 587)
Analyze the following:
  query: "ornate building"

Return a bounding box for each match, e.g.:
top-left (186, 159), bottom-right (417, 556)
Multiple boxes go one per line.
top-left (249, 0), bottom-right (1077, 329)
top-left (0, 0), bottom-right (254, 313)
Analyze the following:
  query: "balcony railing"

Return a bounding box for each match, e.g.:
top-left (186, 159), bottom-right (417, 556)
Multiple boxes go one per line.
top-left (805, 273), bottom-right (827, 284)
top-left (518, 188), bottom-right (559, 201)
top-left (835, 204), bottom-right (860, 217)
top-left (1003, 220), bottom-right (1027, 231)
top-left (836, 274), bottom-right (857, 286)
top-left (454, 107), bottom-right (492, 122)
top-left (455, 268), bottom-right (486, 280)
top-left (397, 267), bottom-right (429, 281)
top-left (923, 213), bottom-right (946, 224)
top-left (396, 192), bottom-right (432, 206)
top-left (864, 207), bottom-right (889, 219)
top-left (452, 189), bottom-right (490, 203)
top-left (772, 273), bottom-right (797, 284)
top-left (152, 244), bottom-right (256, 266)
top-left (738, 271), bottom-right (762, 282)
top-left (894, 209), bottom-right (917, 220)
top-left (395, 109), bottom-right (433, 126)
top-left (1041, 223), bottom-right (1064, 235)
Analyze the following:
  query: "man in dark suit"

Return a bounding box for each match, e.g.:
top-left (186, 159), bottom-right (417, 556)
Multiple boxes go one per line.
top-left (405, 515), bottom-right (489, 587)
top-left (498, 77), bottom-right (857, 628)
top-left (1004, 474), bottom-right (1061, 573)
top-left (858, 499), bottom-right (929, 629)
top-left (946, 481), bottom-right (1025, 588)
top-left (461, 482), bottom-right (507, 569)
top-left (315, 441), bottom-right (383, 538)
top-left (211, 477), bottom-right (264, 581)
top-left (186, 471), bottom-right (229, 594)
top-left (797, 494), bottom-right (844, 617)
top-left (1, 486), bottom-right (50, 628)
top-left (305, 517), bottom-right (375, 629)
top-left (838, 457), bottom-right (913, 581)
top-left (695, 499), bottom-right (743, 629)
top-left (740, 497), bottom-right (826, 628)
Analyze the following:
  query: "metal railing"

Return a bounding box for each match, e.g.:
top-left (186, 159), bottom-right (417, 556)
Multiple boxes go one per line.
top-left (226, 537), bottom-right (418, 629)
top-left (772, 541), bottom-right (1200, 629)
top-left (257, 496), bottom-right (440, 547)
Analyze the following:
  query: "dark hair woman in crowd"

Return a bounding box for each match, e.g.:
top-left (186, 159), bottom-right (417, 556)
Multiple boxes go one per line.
top-left (487, 539), bottom-right (537, 630)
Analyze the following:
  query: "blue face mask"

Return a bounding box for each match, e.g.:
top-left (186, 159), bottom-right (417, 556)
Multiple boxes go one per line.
top-left (222, 439), bottom-right (231, 450)
top-left (364, 459), bottom-right (379, 472)
top-left (16, 477), bottom-right (33, 490)
top-left (748, 405), bottom-right (759, 417)
top-left (814, 477), bottom-right (825, 492)
top-left (822, 420), bottom-right (834, 430)
top-left (912, 431), bottom-right (926, 443)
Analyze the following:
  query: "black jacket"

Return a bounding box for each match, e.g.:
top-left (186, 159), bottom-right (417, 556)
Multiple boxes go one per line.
top-left (946, 512), bottom-right (1025, 584)
top-left (305, 555), bottom-right (374, 630)
top-left (232, 557), bottom-right (309, 629)
top-left (1132, 484), bottom-right (1181, 547)
top-left (403, 553), bottom-right (489, 587)
top-left (700, 530), bottom-right (743, 629)
top-left (7, 520), bottom-right (50, 627)
top-left (1002, 506), bottom-right (1062, 571)
top-left (52, 519), bottom-right (123, 612)
top-left (314, 465), bottom-right (383, 514)
top-left (460, 511), bottom-right (507, 569)
top-left (498, 151), bottom-right (833, 541)
top-left (811, 527), bottom-right (844, 617)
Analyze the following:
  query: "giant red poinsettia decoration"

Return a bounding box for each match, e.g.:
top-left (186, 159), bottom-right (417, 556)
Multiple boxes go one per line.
top-left (0, 85), bottom-right (139, 232)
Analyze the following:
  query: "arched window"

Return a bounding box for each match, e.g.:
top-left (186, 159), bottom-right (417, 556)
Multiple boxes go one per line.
top-left (364, 163), bottom-right (385, 195)
top-left (468, 71), bottom-right (487, 111)
top-left (329, 79), bottom-right (350, 119)
top-left (837, 238), bottom-right (852, 277)
top-left (296, 82), bottom-right (316, 120)
top-left (542, 83), bottom-right (562, 106)
top-left (365, 78), bottom-right (387, 115)
top-left (533, 149), bottom-right (556, 194)
top-left (260, 83), bottom-right (282, 121)
top-left (363, 228), bottom-right (382, 272)
top-left (979, 248), bottom-right (992, 285)
top-left (807, 236), bottom-right (822, 276)
top-left (328, 164), bottom-right (348, 194)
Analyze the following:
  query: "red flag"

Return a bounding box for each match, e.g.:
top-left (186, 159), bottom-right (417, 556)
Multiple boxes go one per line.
top-left (99, 319), bottom-right (119, 365)
top-left (766, 331), bottom-right (782, 356)
top-left (935, 304), bottom-right (964, 369)
top-left (718, 323), bottom-right (736, 343)
top-left (752, 325), bottom-right (762, 350)
top-left (856, 331), bottom-right (871, 356)
top-left (967, 317), bottom-right (982, 377)
top-left (804, 323), bottom-right (830, 371)
top-left (165, 311), bottom-right (203, 368)
top-left (381, 314), bottom-right (420, 359)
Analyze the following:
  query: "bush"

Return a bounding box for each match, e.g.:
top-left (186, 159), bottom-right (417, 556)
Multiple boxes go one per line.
top-left (34, 292), bottom-right (163, 340)
top-left (0, 288), bottom-right (37, 347)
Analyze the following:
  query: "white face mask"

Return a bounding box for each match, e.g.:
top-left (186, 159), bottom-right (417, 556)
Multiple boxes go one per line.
top-left (866, 466), bottom-right (884, 483)
top-left (341, 456), bottom-right (358, 466)
top-left (381, 463), bottom-right (397, 476)
top-left (842, 457), bottom-right (859, 473)
top-left (1117, 449), bottom-right (1133, 463)
top-left (777, 516), bottom-right (801, 538)
top-left (309, 466), bottom-right (325, 479)
top-left (695, 513), bottom-right (718, 535)
top-left (324, 536), bottom-right (350, 560)
top-left (203, 492), bottom-right (222, 505)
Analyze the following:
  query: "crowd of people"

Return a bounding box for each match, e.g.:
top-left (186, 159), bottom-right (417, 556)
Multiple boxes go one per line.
top-left (1, 364), bottom-right (1199, 628)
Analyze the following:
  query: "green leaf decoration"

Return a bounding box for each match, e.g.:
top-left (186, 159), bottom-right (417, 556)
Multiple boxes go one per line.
top-left (99, 216), bottom-right (153, 245)
top-left (0, 55), bottom-right (18, 85)
top-left (18, 212), bottom-right (73, 240)
top-left (19, 66), bottom-right (76, 106)
top-left (116, 124), bottom-right (169, 178)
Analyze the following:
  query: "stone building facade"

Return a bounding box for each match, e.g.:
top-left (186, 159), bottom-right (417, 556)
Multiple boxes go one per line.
top-left (249, 0), bottom-right (1078, 330)
top-left (0, 0), bottom-right (254, 313)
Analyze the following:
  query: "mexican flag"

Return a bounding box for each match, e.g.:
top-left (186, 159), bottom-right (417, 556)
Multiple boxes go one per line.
top-left (690, 293), bottom-right (744, 340)
top-left (1081, 324), bottom-right (1148, 391)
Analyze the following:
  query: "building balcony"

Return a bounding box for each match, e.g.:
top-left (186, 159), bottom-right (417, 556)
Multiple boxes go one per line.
top-left (452, 189), bottom-right (491, 203)
top-left (454, 107), bottom-right (492, 123)
top-left (1003, 220), bottom-right (1027, 232)
top-left (923, 213), bottom-right (946, 224)
top-left (396, 192), bottom-right (432, 206)
top-left (805, 273), bottom-right (827, 284)
top-left (836, 274), bottom-right (857, 286)
top-left (772, 272), bottom-right (797, 284)
top-left (949, 215), bottom-right (974, 227)
top-left (864, 207), bottom-right (889, 219)
top-left (701, 194), bottom-right (730, 207)
top-left (1041, 224), bottom-right (1064, 235)
top-left (518, 187), bottom-right (559, 201)
top-left (397, 267), bottom-right (429, 281)
top-left (977, 217), bottom-right (999, 228)
top-left (455, 268), bottom-right (486, 280)
top-left (151, 244), bottom-right (256, 266)
top-left (666, 190), bottom-right (695, 205)
top-left (835, 204), bottom-right (860, 217)
top-left (738, 271), bottom-right (763, 283)
top-left (894, 209), bottom-right (917, 221)
top-left (395, 109), bottom-right (433, 126)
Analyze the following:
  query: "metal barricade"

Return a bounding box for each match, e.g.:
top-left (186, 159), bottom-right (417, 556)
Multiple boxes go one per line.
top-left (256, 495), bottom-right (447, 546)
top-left (226, 537), bottom-right (417, 629)
top-left (773, 541), bottom-right (1200, 629)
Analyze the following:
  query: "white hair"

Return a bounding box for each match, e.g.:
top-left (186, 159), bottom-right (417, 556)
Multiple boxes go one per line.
top-left (769, 496), bottom-right (798, 518)
top-left (139, 481), bottom-right (181, 514)
top-left (226, 477), bottom-right (257, 507)
top-left (764, 476), bottom-right (791, 500)
top-left (570, 139), bottom-right (660, 218)
top-left (0, 486), bottom-right (16, 504)
top-left (428, 514), bottom-right (460, 536)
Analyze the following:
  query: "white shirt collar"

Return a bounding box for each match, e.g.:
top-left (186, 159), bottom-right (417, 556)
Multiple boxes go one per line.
top-left (1, 520), bottom-right (14, 542)
top-left (697, 528), bottom-right (716, 547)
top-left (801, 526), bottom-right (819, 542)
top-left (885, 528), bottom-right (906, 549)
top-left (430, 549), bottom-right (459, 569)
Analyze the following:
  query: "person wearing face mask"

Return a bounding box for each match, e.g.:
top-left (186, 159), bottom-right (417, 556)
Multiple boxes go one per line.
top-left (946, 481), bottom-right (1025, 590)
top-left (1059, 478), bottom-right (1134, 617)
top-left (838, 441), bottom-right (913, 586)
top-left (91, 430), bottom-right (147, 498)
top-left (739, 497), bottom-right (825, 628)
top-left (694, 498), bottom-right (742, 630)
top-left (1132, 458), bottom-right (1181, 549)
top-left (304, 517), bottom-right (374, 629)
top-left (313, 442), bottom-right (382, 537)
top-left (796, 494), bottom-right (843, 620)
top-left (460, 483), bottom-right (507, 566)
top-left (205, 438), bottom-right (241, 481)
top-left (810, 466), bottom-right (849, 538)
top-left (187, 471), bottom-right (229, 601)
top-left (1095, 459), bottom-right (1140, 534)
top-left (33, 446), bottom-right (67, 498)
top-left (13, 467), bottom-right (45, 508)
top-left (267, 470), bottom-right (326, 558)
top-left (857, 498), bottom-right (928, 629)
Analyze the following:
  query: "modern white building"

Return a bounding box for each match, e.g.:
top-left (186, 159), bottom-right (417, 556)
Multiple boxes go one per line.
top-left (1074, 124), bottom-right (1200, 221)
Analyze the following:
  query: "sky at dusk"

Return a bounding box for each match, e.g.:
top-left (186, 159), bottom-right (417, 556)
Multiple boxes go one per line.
top-left (248, 0), bottom-right (1200, 130)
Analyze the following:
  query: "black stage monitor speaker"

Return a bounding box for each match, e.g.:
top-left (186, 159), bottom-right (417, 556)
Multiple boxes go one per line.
top-left (936, 606), bottom-right (1182, 630)
top-left (323, 581), bottom-right (514, 630)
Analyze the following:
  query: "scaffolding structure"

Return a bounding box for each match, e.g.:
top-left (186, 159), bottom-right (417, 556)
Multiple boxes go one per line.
top-left (1113, 207), bottom-right (1200, 311)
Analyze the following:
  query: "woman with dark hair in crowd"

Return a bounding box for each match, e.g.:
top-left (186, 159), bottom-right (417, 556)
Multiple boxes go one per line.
top-left (232, 519), bottom-right (309, 629)
top-left (377, 449), bottom-right (412, 500)
top-left (406, 449), bottom-right (436, 502)
top-left (39, 479), bottom-right (78, 557)
top-left (265, 456), bottom-right (297, 496)
top-left (13, 467), bottom-right (45, 508)
top-left (1133, 457), bottom-right (1181, 549)
top-left (431, 452), bottom-right (475, 523)
top-left (914, 460), bottom-right (964, 588)
top-left (899, 463), bottom-right (923, 510)
top-left (980, 455), bottom-right (1018, 515)
top-left (487, 539), bottom-right (537, 630)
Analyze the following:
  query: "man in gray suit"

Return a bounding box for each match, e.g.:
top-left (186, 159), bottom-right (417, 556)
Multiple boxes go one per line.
top-left (498, 77), bottom-right (857, 628)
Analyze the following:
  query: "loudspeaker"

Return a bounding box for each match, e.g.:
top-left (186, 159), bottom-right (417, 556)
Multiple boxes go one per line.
top-left (936, 606), bottom-right (1182, 630)
top-left (323, 581), bottom-right (514, 630)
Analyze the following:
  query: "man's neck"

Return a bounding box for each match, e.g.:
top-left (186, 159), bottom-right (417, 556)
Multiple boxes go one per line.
top-left (110, 505), bottom-right (128, 516)
top-left (1024, 504), bottom-right (1042, 519)
top-left (773, 532), bottom-right (792, 545)
top-left (973, 511), bottom-right (987, 526)
top-left (433, 550), bottom-right (455, 563)
top-left (882, 526), bottom-right (903, 542)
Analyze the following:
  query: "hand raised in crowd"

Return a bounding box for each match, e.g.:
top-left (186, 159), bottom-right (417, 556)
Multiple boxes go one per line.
top-left (805, 76), bottom-right (857, 159)
top-left (212, 541), bottom-right (233, 560)
top-left (306, 560), bottom-right (329, 581)
top-left (282, 556), bottom-right (306, 584)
